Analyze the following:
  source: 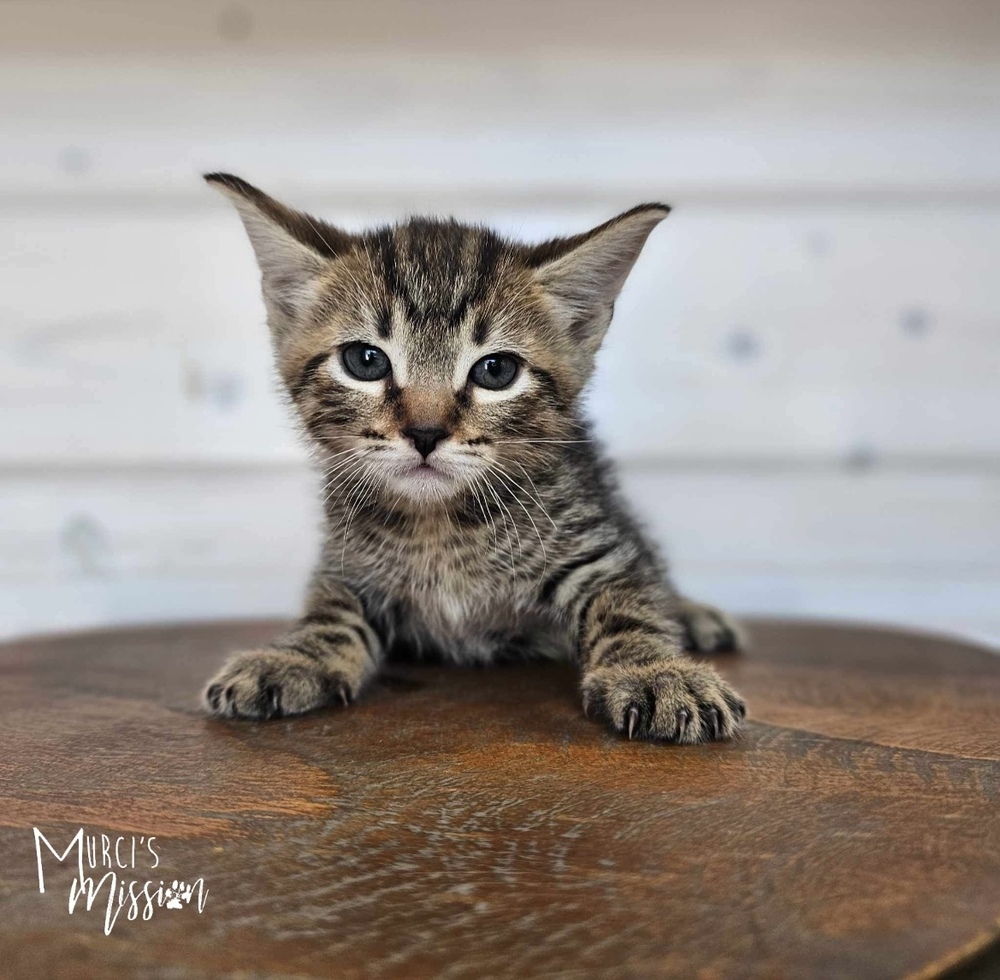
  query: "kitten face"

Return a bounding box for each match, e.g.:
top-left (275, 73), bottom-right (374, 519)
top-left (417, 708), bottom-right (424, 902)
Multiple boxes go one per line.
top-left (206, 174), bottom-right (669, 504)
top-left (285, 224), bottom-right (580, 502)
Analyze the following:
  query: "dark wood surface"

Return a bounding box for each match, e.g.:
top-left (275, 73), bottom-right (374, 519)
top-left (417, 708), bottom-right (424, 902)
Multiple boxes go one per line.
top-left (1, 619), bottom-right (998, 979)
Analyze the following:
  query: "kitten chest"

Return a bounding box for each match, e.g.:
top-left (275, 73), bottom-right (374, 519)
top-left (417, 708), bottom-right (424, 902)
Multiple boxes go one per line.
top-left (352, 530), bottom-right (530, 659)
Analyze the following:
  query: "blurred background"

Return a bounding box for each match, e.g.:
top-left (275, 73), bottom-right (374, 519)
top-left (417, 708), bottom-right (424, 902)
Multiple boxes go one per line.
top-left (1, 0), bottom-right (998, 645)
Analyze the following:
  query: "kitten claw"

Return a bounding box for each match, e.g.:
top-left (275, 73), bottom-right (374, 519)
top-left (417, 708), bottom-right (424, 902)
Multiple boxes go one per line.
top-left (582, 660), bottom-right (745, 744)
top-left (706, 706), bottom-right (721, 739)
top-left (204, 649), bottom-right (354, 720)
top-left (263, 683), bottom-right (283, 719)
top-left (676, 707), bottom-right (691, 741)
top-left (626, 705), bottom-right (640, 740)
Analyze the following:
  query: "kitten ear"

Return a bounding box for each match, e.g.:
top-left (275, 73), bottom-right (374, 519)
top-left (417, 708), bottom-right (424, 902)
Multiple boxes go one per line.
top-left (204, 172), bottom-right (352, 326)
top-left (526, 203), bottom-right (670, 353)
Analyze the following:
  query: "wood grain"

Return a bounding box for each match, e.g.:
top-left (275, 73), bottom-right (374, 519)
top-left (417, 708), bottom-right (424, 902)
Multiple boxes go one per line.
top-left (0, 619), bottom-right (998, 979)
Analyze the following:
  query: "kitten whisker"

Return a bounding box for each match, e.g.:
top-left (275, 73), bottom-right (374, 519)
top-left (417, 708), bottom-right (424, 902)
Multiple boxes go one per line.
top-left (322, 454), bottom-right (375, 516)
top-left (318, 451), bottom-right (370, 505)
top-left (470, 475), bottom-right (504, 563)
top-left (341, 462), bottom-right (382, 573)
top-left (319, 449), bottom-right (367, 486)
top-left (481, 476), bottom-right (518, 569)
top-left (511, 460), bottom-right (559, 531)
top-left (320, 444), bottom-right (373, 464)
top-left (483, 461), bottom-right (548, 578)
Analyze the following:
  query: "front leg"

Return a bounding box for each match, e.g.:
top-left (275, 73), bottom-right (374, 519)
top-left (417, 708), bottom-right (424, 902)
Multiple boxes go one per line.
top-left (561, 574), bottom-right (746, 743)
top-left (203, 580), bottom-right (382, 720)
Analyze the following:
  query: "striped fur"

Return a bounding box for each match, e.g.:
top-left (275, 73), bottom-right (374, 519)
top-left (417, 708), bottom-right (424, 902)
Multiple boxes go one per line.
top-left (202, 174), bottom-right (746, 742)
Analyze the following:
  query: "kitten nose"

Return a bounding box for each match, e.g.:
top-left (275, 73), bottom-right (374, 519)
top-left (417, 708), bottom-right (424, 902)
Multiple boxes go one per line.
top-left (404, 426), bottom-right (448, 459)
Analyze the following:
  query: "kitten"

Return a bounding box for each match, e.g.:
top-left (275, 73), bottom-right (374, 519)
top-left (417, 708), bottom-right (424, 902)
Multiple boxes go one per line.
top-left (202, 174), bottom-right (746, 743)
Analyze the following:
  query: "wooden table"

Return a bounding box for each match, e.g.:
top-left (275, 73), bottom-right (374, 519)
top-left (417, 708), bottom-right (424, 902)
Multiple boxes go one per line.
top-left (0, 619), bottom-right (998, 979)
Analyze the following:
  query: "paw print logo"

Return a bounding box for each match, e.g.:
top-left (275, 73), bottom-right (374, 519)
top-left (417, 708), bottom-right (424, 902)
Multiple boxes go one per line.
top-left (164, 880), bottom-right (193, 910)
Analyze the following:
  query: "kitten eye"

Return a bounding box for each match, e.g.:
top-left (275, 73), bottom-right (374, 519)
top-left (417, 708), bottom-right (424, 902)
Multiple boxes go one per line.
top-left (469, 353), bottom-right (519, 391)
top-left (342, 343), bottom-right (391, 381)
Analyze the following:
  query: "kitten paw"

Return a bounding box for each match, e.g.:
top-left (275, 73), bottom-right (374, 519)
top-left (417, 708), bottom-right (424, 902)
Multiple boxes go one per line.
top-left (677, 599), bottom-right (746, 653)
top-left (582, 659), bottom-right (746, 743)
top-left (203, 648), bottom-right (352, 720)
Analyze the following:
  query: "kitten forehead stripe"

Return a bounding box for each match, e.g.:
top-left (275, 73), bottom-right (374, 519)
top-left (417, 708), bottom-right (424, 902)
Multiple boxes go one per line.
top-left (292, 351), bottom-right (333, 399)
top-left (472, 314), bottom-right (491, 345)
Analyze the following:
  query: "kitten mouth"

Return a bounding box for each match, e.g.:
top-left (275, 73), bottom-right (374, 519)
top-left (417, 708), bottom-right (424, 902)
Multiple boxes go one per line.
top-left (404, 462), bottom-right (447, 479)
top-left (389, 460), bottom-right (458, 501)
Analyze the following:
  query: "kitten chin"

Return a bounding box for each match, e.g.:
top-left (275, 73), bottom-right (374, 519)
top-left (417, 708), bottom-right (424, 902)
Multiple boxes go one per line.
top-left (202, 172), bottom-right (747, 744)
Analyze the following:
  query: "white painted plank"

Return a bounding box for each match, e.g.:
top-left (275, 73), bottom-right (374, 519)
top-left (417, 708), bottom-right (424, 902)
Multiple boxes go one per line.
top-left (2, 206), bottom-right (998, 462)
top-left (5, 95), bottom-right (998, 200)
top-left (3, 572), bottom-right (996, 651)
top-left (3, 75), bottom-right (998, 200)
top-left (4, 0), bottom-right (999, 57)
top-left (0, 577), bottom-right (311, 643)
top-left (0, 466), bottom-right (996, 646)
top-left (0, 468), bottom-right (321, 581)
top-left (593, 206), bottom-right (1000, 459)
top-left (670, 572), bottom-right (1000, 651)
top-left (0, 2), bottom-right (998, 198)
top-left (620, 468), bottom-right (1000, 572)
top-left (3, 467), bottom-right (995, 581)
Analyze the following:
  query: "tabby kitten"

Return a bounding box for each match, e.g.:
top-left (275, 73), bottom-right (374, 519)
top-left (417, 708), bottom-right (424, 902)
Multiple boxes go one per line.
top-left (202, 173), bottom-right (746, 743)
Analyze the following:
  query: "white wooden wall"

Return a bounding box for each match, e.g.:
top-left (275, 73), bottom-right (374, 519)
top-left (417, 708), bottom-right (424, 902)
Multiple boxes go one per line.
top-left (2, 0), bottom-right (999, 644)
